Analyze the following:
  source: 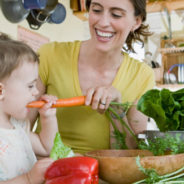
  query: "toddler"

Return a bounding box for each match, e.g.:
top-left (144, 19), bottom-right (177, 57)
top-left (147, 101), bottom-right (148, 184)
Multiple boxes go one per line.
top-left (0, 33), bottom-right (58, 184)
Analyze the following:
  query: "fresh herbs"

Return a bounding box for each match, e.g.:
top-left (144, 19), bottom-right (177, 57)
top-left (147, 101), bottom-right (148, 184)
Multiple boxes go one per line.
top-left (137, 88), bottom-right (184, 132)
top-left (138, 133), bottom-right (184, 156)
top-left (106, 101), bottom-right (137, 149)
top-left (133, 156), bottom-right (184, 184)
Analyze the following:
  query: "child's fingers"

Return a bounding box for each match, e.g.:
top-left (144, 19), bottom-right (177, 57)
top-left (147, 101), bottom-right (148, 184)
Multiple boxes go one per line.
top-left (41, 102), bottom-right (53, 110)
top-left (40, 95), bottom-right (57, 101)
top-left (40, 95), bottom-right (58, 105)
top-left (38, 95), bottom-right (57, 118)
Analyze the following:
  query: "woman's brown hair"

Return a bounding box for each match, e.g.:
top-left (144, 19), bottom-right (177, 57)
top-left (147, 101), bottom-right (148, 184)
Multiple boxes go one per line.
top-left (86, 0), bottom-right (152, 53)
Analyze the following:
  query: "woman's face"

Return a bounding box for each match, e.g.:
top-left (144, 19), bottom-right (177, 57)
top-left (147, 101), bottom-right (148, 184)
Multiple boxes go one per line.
top-left (88, 0), bottom-right (142, 52)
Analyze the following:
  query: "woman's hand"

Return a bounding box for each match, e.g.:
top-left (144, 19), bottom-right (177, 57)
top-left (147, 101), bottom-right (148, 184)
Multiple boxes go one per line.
top-left (38, 95), bottom-right (58, 119)
top-left (27, 158), bottom-right (54, 184)
top-left (85, 86), bottom-right (121, 112)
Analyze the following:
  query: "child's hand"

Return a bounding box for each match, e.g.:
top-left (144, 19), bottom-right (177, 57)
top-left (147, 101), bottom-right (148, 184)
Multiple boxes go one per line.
top-left (38, 95), bottom-right (57, 118)
top-left (27, 158), bottom-right (54, 184)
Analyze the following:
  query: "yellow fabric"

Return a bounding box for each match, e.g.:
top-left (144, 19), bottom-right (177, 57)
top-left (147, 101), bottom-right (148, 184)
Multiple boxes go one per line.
top-left (38, 41), bottom-right (155, 154)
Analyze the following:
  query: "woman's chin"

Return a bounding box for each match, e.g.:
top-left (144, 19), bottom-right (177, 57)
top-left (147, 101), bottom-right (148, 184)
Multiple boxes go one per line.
top-left (95, 44), bottom-right (112, 53)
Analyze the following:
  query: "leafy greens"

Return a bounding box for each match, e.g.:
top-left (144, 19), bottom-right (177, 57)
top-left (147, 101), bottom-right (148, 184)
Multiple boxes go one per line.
top-left (50, 132), bottom-right (75, 160)
top-left (137, 88), bottom-right (184, 131)
top-left (134, 156), bottom-right (184, 184)
top-left (138, 133), bottom-right (184, 156)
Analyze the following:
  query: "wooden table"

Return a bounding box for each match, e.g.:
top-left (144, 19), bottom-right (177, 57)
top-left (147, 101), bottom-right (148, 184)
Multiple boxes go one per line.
top-left (99, 179), bottom-right (109, 184)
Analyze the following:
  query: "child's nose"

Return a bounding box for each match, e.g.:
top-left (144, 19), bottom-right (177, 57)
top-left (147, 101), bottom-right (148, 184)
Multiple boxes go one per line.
top-left (33, 87), bottom-right (39, 96)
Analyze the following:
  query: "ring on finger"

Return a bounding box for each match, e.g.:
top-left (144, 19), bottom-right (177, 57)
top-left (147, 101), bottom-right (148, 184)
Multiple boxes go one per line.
top-left (100, 101), bottom-right (106, 105)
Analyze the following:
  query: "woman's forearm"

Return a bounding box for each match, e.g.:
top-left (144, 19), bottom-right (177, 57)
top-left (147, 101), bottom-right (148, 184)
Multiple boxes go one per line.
top-left (109, 100), bottom-right (148, 149)
top-left (126, 101), bottom-right (148, 135)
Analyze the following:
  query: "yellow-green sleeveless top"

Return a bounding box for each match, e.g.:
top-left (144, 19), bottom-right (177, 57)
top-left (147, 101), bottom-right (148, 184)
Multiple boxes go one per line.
top-left (38, 41), bottom-right (155, 154)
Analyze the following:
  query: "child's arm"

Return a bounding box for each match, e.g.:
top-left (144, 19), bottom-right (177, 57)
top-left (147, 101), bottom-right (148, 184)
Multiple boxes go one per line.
top-left (30, 95), bottom-right (58, 156)
top-left (0, 174), bottom-right (29, 184)
top-left (0, 158), bottom-right (53, 184)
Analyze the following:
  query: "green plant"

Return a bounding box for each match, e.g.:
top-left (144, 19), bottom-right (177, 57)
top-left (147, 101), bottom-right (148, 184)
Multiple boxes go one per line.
top-left (106, 101), bottom-right (138, 149)
top-left (137, 88), bottom-right (184, 132)
top-left (134, 156), bottom-right (184, 184)
top-left (138, 133), bottom-right (184, 156)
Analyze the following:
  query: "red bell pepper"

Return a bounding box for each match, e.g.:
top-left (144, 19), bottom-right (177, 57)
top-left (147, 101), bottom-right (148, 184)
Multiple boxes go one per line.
top-left (45, 173), bottom-right (98, 184)
top-left (45, 156), bottom-right (99, 184)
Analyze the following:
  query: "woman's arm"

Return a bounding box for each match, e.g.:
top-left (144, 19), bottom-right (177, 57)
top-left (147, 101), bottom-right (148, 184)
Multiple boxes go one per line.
top-left (126, 100), bottom-right (148, 135)
top-left (110, 100), bottom-right (148, 149)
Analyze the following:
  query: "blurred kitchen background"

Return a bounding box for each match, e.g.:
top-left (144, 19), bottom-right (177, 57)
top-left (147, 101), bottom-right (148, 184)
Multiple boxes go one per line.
top-left (1, 0), bottom-right (184, 129)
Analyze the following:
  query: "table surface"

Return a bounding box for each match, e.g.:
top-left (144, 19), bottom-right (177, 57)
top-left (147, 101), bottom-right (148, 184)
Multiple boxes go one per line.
top-left (99, 179), bottom-right (109, 184)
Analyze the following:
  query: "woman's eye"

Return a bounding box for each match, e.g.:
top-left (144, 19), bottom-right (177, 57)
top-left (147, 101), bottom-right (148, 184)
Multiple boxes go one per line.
top-left (112, 13), bottom-right (122, 18)
top-left (92, 9), bottom-right (101, 13)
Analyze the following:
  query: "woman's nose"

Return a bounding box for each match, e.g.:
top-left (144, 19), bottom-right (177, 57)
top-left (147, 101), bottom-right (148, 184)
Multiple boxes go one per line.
top-left (98, 12), bottom-right (110, 27)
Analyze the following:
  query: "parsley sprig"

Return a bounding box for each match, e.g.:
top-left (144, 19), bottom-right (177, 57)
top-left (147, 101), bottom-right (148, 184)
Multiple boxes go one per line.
top-left (138, 133), bottom-right (184, 156)
top-left (134, 156), bottom-right (184, 184)
top-left (106, 101), bottom-right (138, 149)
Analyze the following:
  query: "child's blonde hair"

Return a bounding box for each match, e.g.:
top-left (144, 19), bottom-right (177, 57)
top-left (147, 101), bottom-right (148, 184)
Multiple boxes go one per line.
top-left (0, 32), bottom-right (39, 80)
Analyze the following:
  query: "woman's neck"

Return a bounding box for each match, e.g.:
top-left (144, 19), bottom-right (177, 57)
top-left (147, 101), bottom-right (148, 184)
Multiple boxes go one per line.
top-left (81, 40), bottom-right (123, 71)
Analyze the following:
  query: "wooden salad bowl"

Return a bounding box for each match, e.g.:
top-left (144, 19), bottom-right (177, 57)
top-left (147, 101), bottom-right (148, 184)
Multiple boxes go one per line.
top-left (85, 149), bottom-right (184, 184)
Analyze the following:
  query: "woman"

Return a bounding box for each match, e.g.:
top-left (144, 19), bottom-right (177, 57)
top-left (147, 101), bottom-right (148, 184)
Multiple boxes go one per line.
top-left (31, 0), bottom-right (155, 154)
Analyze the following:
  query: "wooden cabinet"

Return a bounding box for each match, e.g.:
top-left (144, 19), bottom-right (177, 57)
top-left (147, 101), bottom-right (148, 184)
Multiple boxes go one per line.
top-left (70, 0), bottom-right (88, 21)
top-left (159, 39), bottom-right (184, 87)
top-left (147, 0), bottom-right (184, 13)
top-left (71, 0), bottom-right (184, 21)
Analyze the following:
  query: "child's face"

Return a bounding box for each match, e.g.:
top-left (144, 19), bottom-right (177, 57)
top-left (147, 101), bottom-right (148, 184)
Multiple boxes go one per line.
top-left (2, 60), bottom-right (39, 120)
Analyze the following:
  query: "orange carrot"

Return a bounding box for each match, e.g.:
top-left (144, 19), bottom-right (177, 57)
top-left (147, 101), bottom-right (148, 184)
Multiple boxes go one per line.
top-left (27, 96), bottom-right (86, 108)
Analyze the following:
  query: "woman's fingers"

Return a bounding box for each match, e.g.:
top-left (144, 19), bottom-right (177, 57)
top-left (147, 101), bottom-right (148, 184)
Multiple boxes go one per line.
top-left (105, 96), bottom-right (112, 109)
top-left (99, 93), bottom-right (108, 110)
top-left (91, 87), bottom-right (104, 109)
top-left (85, 86), bottom-right (121, 111)
top-left (85, 88), bottom-right (94, 106)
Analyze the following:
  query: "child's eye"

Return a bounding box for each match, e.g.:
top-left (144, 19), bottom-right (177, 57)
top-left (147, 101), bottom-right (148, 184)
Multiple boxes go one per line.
top-left (28, 83), bottom-right (36, 89)
top-left (28, 85), bottom-right (34, 89)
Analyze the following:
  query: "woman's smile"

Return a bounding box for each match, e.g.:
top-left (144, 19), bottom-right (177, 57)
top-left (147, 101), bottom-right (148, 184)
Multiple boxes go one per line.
top-left (95, 28), bottom-right (115, 42)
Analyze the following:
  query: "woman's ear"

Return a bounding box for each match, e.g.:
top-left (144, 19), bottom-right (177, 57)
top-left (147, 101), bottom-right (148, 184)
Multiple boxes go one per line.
top-left (132, 16), bottom-right (142, 32)
top-left (0, 83), bottom-right (5, 100)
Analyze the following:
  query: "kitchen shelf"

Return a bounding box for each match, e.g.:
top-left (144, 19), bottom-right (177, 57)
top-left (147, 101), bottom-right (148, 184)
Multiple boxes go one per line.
top-left (73, 11), bottom-right (88, 21)
top-left (71, 0), bottom-right (184, 21)
top-left (159, 47), bottom-right (184, 54)
top-left (146, 0), bottom-right (184, 13)
top-left (158, 38), bottom-right (184, 86)
top-left (156, 84), bottom-right (184, 90)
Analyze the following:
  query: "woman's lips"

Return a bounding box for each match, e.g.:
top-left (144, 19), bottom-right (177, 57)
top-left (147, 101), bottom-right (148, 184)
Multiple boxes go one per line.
top-left (95, 29), bottom-right (115, 42)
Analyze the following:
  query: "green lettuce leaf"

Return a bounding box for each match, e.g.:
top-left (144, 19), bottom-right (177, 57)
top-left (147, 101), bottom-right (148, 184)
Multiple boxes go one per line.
top-left (50, 132), bottom-right (75, 160)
